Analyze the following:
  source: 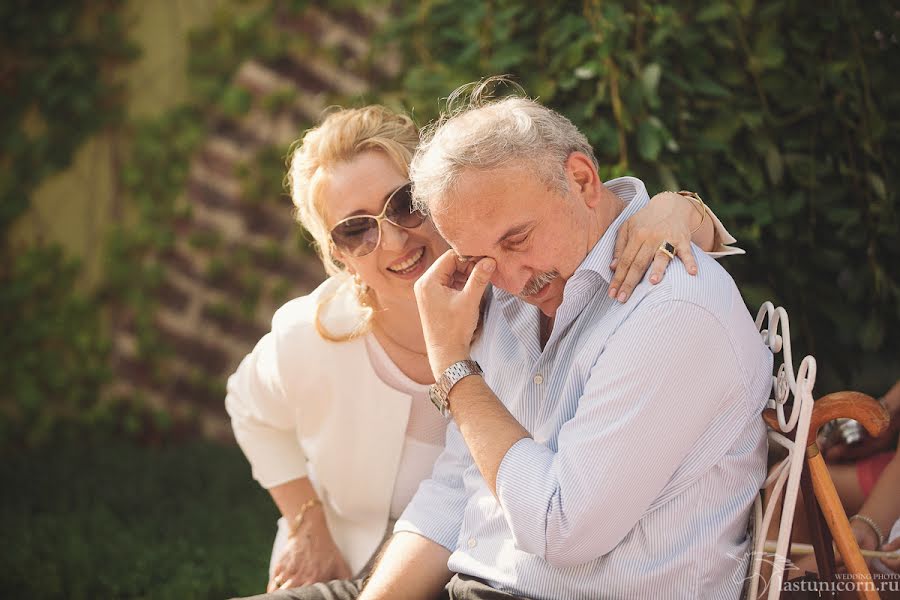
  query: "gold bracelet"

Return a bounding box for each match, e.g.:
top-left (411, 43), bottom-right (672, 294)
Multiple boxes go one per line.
top-left (288, 498), bottom-right (323, 537)
top-left (676, 190), bottom-right (707, 235)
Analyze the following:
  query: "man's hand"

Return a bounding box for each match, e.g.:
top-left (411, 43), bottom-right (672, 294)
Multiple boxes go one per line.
top-left (414, 250), bottom-right (495, 379)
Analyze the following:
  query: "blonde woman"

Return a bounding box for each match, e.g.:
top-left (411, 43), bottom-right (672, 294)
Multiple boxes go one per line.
top-left (225, 105), bottom-right (741, 593)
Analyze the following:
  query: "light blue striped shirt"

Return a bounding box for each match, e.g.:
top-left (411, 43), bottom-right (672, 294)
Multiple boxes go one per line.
top-left (396, 177), bottom-right (772, 599)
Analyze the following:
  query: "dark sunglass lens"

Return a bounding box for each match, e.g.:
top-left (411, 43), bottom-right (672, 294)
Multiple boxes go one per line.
top-left (332, 217), bottom-right (380, 256)
top-left (386, 184), bottom-right (426, 227)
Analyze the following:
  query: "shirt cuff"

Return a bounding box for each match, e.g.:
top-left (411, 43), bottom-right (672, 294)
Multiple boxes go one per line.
top-left (706, 206), bottom-right (745, 257)
top-left (495, 437), bottom-right (557, 557)
top-left (393, 508), bottom-right (460, 553)
top-left (393, 477), bottom-right (469, 552)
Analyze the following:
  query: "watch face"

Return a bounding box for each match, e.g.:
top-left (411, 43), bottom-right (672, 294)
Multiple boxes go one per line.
top-left (428, 384), bottom-right (447, 416)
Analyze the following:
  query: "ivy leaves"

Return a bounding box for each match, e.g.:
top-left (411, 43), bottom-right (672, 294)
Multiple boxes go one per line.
top-left (380, 0), bottom-right (899, 389)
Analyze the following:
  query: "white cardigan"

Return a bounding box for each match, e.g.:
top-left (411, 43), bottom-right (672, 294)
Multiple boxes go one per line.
top-left (225, 276), bottom-right (415, 575)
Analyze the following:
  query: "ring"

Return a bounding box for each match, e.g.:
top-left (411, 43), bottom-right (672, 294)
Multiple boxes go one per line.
top-left (273, 575), bottom-right (284, 586)
top-left (657, 241), bottom-right (675, 259)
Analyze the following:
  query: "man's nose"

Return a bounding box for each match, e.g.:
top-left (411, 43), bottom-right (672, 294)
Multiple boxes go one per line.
top-left (380, 220), bottom-right (409, 252)
top-left (491, 263), bottom-right (529, 295)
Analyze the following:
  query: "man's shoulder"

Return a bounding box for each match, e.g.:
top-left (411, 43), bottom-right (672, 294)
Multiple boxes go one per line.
top-left (637, 250), bottom-right (740, 317)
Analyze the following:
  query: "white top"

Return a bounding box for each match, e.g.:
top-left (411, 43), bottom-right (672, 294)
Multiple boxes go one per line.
top-left (363, 335), bottom-right (446, 519)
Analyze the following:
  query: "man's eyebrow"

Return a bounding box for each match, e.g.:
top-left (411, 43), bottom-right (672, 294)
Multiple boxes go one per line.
top-left (455, 222), bottom-right (535, 261)
top-left (495, 222), bottom-right (534, 246)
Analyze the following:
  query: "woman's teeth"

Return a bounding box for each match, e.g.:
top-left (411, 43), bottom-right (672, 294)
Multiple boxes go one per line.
top-left (388, 247), bottom-right (425, 274)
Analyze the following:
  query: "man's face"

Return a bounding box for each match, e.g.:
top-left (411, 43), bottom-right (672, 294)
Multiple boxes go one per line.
top-left (429, 163), bottom-right (592, 318)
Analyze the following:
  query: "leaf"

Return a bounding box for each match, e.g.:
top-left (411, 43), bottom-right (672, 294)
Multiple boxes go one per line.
top-left (637, 120), bottom-right (663, 160)
top-left (691, 77), bottom-right (731, 98)
top-left (641, 63), bottom-right (662, 96)
top-left (765, 144), bottom-right (784, 184)
top-left (867, 172), bottom-right (887, 200)
top-left (696, 3), bottom-right (732, 22)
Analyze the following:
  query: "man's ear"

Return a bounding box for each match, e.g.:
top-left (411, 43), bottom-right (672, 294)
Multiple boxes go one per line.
top-left (566, 152), bottom-right (600, 206)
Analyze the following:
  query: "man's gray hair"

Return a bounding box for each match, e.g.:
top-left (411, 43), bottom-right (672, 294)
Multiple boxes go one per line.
top-left (410, 77), bottom-right (599, 214)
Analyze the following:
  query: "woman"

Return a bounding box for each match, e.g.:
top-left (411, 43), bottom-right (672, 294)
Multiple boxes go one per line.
top-left (224, 104), bottom-right (740, 592)
top-left (824, 380), bottom-right (900, 576)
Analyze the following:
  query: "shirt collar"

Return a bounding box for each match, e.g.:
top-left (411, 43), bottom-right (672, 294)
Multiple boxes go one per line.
top-left (491, 176), bottom-right (650, 308)
top-left (572, 176), bottom-right (650, 285)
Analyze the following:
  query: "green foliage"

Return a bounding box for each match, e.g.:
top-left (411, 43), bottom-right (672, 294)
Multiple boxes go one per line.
top-left (0, 441), bottom-right (277, 598)
top-left (187, 4), bottom-right (290, 107)
top-left (382, 0), bottom-right (899, 391)
top-left (0, 247), bottom-right (111, 447)
top-left (106, 106), bottom-right (207, 376)
top-left (0, 0), bottom-right (138, 235)
top-left (238, 143), bottom-right (292, 206)
top-left (0, 2), bottom-right (139, 446)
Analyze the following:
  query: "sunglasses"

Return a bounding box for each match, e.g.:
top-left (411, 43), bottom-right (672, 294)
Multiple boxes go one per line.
top-left (329, 182), bottom-right (427, 257)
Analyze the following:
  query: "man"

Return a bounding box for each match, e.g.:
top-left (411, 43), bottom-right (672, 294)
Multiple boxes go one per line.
top-left (359, 88), bottom-right (771, 600)
top-left (245, 87), bottom-right (771, 599)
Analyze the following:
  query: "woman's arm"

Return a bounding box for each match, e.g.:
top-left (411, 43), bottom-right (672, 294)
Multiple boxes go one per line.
top-left (850, 453), bottom-right (900, 551)
top-left (609, 190), bottom-right (738, 303)
top-left (267, 477), bottom-right (352, 591)
top-left (225, 308), bottom-right (351, 590)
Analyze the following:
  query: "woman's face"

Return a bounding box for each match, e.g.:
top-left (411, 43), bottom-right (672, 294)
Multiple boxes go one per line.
top-left (323, 150), bottom-right (449, 306)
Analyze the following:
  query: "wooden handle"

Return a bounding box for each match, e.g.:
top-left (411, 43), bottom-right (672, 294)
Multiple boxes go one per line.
top-left (808, 391), bottom-right (889, 441)
top-left (807, 453), bottom-right (881, 599)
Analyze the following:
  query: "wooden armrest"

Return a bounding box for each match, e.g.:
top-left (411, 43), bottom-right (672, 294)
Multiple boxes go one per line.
top-left (807, 391), bottom-right (889, 441)
top-left (761, 391), bottom-right (889, 442)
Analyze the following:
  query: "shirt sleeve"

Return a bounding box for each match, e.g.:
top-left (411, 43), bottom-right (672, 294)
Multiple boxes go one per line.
top-left (393, 420), bottom-right (472, 552)
top-left (225, 313), bottom-right (309, 489)
top-left (705, 205), bottom-right (745, 257)
top-left (494, 299), bottom-right (749, 568)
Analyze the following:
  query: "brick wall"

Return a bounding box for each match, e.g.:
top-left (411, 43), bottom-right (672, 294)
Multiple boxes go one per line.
top-left (108, 6), bottom-right (396, 441)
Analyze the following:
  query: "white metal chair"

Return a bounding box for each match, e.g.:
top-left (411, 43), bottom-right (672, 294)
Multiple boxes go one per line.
top-left (744, 302), bottom-right (889, 599)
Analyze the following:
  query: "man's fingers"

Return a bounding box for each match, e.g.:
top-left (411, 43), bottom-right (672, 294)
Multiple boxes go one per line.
top-left (676, 240), bottom-right (698, 276)
top-left (609, 233), bottom-right (643, 299)
top-left (462, 257), bottom-right (495, 298)
top-left (616, 242), bottom-right (655, 302)
top-left (416, 249), bottom-right (465, 295)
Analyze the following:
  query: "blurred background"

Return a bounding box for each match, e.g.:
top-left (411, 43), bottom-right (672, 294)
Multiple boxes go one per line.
top-left (1, 1), bottom-right (897, 597)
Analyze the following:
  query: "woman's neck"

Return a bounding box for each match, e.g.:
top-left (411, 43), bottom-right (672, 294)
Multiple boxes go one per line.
top-left (370, 293), bottom-right (427, 354)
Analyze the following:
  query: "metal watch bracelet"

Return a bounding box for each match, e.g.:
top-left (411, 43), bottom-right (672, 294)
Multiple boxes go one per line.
top-left (428, 359), bottom-right (483, 418)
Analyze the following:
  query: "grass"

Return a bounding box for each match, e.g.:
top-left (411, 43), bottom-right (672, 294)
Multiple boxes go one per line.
top-left (0, 440), bottom-right (278, 599)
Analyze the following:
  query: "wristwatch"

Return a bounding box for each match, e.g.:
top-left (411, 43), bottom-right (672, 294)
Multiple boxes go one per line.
top-left (429, 359), bottom-right (483, 418)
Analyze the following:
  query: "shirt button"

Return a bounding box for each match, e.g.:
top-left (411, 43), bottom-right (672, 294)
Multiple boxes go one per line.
top-left (533, 374), bottom-right (544, 385)
top-left (467, 537), bottom-right (477, 548)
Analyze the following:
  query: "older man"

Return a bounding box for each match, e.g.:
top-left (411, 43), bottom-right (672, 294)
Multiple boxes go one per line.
top-left (353, 90), bottom-right (773, 600)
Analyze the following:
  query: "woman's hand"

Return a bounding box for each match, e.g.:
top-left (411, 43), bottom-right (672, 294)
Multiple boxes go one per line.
top-left (850, 518), bottom-right (882, 552)
top-left (267, 509), bottom-right (352, 591)
top-left (609, 191), bottom-right (705, 303)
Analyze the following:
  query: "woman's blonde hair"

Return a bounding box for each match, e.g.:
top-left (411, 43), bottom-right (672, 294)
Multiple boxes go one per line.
top-left (286, 105), bottom-right (419, 341)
